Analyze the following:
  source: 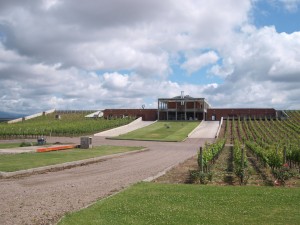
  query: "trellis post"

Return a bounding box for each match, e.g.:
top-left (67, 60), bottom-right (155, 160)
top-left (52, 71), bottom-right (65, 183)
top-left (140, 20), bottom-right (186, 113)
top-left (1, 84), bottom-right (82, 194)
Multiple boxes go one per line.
top-left (241, 147), bottom-right (245, 184)
top-left (199, 147), bottom-right (203, 173)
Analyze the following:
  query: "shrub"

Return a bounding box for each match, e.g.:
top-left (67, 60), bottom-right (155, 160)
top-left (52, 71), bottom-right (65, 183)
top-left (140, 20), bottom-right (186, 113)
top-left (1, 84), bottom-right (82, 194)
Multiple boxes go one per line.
top-left (19, 142), bottom-right (33, 147)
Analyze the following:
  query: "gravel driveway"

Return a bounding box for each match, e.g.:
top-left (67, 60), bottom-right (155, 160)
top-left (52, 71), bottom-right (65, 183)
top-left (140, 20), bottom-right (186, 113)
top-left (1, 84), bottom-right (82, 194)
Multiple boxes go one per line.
top-left (0, 137), bottom-right (213, 225)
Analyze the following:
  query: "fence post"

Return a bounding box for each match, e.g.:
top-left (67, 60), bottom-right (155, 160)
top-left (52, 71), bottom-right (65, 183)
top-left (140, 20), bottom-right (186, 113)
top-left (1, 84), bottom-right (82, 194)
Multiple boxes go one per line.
top-left (199, 147), bottom-right (203, 173)
top-left (283, 146), bottom-right (287, 165)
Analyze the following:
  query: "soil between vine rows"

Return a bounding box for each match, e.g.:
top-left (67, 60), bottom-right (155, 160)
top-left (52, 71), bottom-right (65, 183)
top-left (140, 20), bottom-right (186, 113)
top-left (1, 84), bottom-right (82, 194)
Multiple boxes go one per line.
top-left (154, 146), bottom-right (300, 187)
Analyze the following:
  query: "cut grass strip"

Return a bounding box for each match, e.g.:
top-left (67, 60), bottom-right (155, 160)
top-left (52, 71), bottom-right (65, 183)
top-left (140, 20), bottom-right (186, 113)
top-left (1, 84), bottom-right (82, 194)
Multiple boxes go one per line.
top-left (0, 145), bottom-right (142, 172)
top-left (59, 182), bottom-right (300, 225)
top-left (113, 121), bottom-right (200, 142)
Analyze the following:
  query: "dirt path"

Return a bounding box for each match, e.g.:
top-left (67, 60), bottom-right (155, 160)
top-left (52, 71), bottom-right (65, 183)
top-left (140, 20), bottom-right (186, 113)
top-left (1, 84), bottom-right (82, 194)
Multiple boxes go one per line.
top-left (153, 156), bottom-right (198, 184)
top-left (0, 137), bottom-right (213, 225)
top-left (210, 146), bottom-right (236, 185)
top-left (246, 150), bottom-right (273, 186)
top-left (211, 145), bottom-right (268, 186)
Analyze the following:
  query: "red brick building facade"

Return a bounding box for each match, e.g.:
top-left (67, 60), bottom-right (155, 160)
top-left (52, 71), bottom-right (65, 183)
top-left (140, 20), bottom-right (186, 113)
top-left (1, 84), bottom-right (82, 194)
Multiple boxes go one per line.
top-left (103, 109), bottom-right (157, 121)
top-left (207, 108), bottom-right (276, 121)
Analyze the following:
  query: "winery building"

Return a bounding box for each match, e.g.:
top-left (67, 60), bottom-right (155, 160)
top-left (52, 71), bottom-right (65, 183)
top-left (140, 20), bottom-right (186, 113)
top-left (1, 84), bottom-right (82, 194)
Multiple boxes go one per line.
top-left (103, 92), bottom-right (277, 121)
top-left (157, 94), bottom-right (210, 121)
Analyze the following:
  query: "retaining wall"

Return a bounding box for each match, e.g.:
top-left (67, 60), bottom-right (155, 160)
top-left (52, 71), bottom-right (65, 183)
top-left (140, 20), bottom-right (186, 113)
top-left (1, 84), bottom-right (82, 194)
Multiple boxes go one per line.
top-left (8, 109), bottom-right (56, 124)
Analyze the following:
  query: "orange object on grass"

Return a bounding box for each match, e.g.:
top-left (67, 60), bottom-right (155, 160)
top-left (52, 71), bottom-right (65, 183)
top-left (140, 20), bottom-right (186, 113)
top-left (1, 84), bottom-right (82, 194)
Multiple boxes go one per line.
top-left (36, 145), bottom-right (77, 153)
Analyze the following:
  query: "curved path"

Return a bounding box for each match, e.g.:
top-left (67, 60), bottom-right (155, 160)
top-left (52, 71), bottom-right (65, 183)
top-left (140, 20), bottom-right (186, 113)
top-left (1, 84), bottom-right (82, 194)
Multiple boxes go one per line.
top-left (0, 137), bottom-right (213, 225)
top-left (188, 121), bottom-right (220, 138)
top-left (94, 117), bottom-right (156, 137)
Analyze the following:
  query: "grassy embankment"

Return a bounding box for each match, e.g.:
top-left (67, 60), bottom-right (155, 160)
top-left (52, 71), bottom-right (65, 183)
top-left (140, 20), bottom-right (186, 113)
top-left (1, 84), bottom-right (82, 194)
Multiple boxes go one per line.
top-left (59, 182), bottom-right (300, 225)
top-left (0, 146), bottom-right (143, 172)
top-left (113, 121), bottom-right (200, 142)
top-left (0, 112), bottom-right (134, 138)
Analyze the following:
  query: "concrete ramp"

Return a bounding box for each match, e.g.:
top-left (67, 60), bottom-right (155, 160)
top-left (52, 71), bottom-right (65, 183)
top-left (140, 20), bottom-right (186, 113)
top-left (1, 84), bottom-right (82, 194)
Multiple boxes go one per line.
top-left (8, 109), bottom-right (55, 124)
top-left (85, 111), bottom-right (103, 118)
top-left (94, 118), bottom-right (156, 137)
top-left (188, 121), bottom-right (220, 138)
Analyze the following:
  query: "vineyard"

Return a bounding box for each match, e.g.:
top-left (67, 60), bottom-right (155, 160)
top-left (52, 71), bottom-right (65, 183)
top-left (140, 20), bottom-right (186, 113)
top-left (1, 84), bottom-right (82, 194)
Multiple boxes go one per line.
top-left (0, 111), bottom-right (134, 139)
top-left (196, 110), bottom-right (300, 186)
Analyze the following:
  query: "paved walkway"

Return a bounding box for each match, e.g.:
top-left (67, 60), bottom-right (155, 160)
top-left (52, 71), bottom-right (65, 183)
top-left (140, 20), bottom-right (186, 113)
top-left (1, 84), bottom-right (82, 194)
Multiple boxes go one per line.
top-left (94, 117), bottom-right (156, 137)
top-left (0, 145), bottom-right (77, 154)
top-left (188, 121), bottom-right (220, 138)
top-left (0, 146), bottom-right (39, 154)
top-left (0, 137), bottom-right (213, 225)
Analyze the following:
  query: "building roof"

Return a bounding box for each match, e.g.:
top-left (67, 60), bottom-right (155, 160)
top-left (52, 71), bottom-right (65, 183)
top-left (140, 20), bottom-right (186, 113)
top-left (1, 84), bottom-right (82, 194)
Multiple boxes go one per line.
top-left (172, 95), bottom-right (195, 99)
top-left (158, 95), bottom-right (205, 101)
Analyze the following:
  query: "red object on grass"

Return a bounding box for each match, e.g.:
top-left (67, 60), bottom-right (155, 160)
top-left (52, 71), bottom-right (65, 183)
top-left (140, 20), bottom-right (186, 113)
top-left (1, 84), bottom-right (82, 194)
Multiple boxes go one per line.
top-left (36, 145), bottom-right (77, 153)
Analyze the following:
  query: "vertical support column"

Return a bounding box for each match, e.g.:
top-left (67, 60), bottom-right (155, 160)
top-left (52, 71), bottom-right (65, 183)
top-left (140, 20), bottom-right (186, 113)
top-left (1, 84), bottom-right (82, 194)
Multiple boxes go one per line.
top-left (176, 101), bottom-right (178, 121)
top-left (157, 100), bottom-right (160, 120)
top-left (202, 99), bottom-right (205, 121)
top-left (166, 101), bottom-right (168, 120)
top-left (194, 101), bottom-right (196, 120)
top-left (184, 101), bottom-right (187, 120)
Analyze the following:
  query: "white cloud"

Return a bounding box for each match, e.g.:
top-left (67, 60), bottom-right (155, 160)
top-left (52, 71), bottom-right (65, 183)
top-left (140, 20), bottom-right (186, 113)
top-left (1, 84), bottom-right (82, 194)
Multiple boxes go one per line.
top-left (231, 26), bottom-right (300, 82)
top-left (103, 72), bottom-right (129, 89)
top-left (42, 0), bottom-right (62, 10)
top-left (210, 58), bottom-right (234, 78)
top-left (181, 51), bottom-right (219, 74)
top-left (279, 0), bottom-right (300, 12)
top-left (0, 0), bottom-right (251, 74)
top-left (0, 0), bottom-right (300, 113)
top-left (205, 25), bottom-right (300, 108)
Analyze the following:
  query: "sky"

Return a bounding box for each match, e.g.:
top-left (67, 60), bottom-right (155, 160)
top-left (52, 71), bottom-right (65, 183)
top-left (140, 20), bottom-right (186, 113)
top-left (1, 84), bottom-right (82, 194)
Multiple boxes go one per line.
top-left (0, 0), bottom-right (300, 114)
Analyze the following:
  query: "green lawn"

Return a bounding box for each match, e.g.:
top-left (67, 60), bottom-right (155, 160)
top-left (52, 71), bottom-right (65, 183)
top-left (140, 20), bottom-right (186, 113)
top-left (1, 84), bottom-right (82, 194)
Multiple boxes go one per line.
top-left (59, 182), bottom-right (300, 225)
top-left (0, 145), bottom-right (143, 172)
top-left (114, 121), bottom-right (200, 142)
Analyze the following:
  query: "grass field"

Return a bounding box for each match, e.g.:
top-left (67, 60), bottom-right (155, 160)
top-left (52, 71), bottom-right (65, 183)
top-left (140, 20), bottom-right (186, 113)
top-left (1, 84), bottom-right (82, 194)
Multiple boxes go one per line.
top-left (0, 145), bottom-right (143, 172)
top-left (114, 121), bottom-right (200, 142)
top-left (59, 182), bottom-right (300, 225)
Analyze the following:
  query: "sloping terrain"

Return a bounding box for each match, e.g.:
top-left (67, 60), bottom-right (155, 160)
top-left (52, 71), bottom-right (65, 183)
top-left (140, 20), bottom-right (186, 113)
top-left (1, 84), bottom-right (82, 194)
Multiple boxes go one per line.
top-left (188, 121), bottom-right (220, 138)
top-left (94, 118), bottom-right (156, 137)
